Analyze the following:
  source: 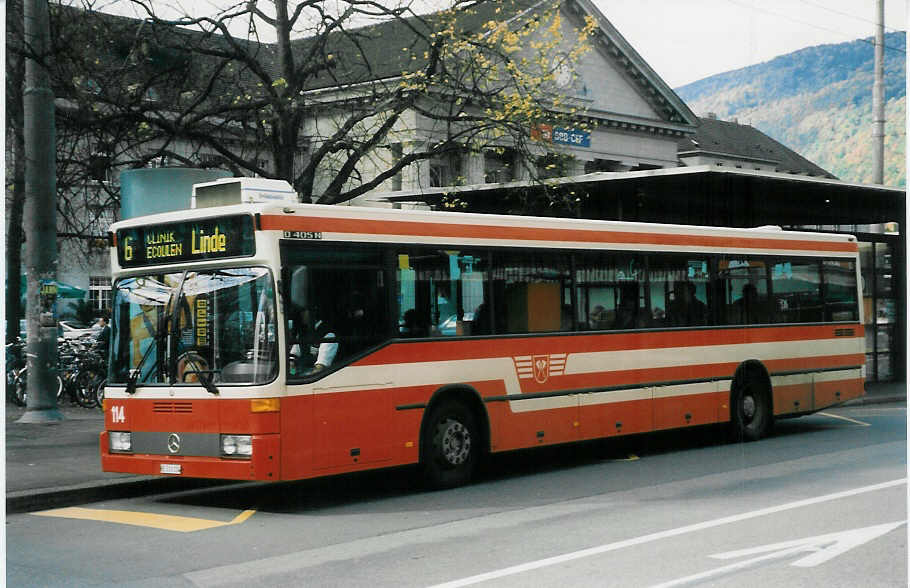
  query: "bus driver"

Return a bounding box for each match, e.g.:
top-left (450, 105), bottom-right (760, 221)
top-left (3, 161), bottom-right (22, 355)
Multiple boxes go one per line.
top-left (290, 306), bottom-right (338, 374)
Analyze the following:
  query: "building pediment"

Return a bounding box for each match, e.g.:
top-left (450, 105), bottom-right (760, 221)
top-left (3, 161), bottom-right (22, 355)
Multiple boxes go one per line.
top-left (564, 0), bottom-right (696, 130)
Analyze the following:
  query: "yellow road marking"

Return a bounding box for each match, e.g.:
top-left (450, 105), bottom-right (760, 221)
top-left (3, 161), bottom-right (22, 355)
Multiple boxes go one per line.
top-left (33, 507), bottom-right (256, 532)
top-left (610, 454), bottom-right (640, 462)
top-left (818, 412), bottom-right (871, 427)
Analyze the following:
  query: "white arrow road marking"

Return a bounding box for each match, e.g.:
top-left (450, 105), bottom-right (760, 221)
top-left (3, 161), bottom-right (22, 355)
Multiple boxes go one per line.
top-left (713, 520), bottom-right (906, 567)
top-left (652, 521), bottom-right (906, 587)
top-left (429, 479), bottom-right (905, 588)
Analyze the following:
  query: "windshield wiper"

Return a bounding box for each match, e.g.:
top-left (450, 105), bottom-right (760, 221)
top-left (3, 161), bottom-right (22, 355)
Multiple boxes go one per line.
top-left (125, 274), bottom-right (184, 395)
top-left (167, 272), bottom-right (219, 395)
top-left (192, 369), bottom-right (219, 396)
top-left (125, 314), bottom-right (170, 395)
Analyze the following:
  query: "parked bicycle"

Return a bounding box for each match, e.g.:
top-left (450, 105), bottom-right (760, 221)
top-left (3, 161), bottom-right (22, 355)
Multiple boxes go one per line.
top-left (58, 336), bottom-right (107, 408)
top-left (6, 339), bottom-right (27, 406)
top-left (12, 335), bottom-right (106, 408)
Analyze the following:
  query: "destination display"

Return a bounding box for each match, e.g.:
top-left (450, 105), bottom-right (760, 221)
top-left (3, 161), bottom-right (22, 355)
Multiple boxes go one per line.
top-left (116, 215), bottom-right (255, 268)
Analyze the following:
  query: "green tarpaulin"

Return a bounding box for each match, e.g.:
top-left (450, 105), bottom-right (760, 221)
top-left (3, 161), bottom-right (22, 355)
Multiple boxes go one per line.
top-left (15, 277), bottom-right (87, 299)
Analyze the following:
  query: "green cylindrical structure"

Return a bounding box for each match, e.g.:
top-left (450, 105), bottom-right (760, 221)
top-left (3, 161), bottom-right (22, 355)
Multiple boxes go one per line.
top-left (120, 168), bottom-right (231, 219)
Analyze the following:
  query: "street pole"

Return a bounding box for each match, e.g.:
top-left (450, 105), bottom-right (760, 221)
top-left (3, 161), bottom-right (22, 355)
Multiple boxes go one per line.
top-left (19, 0), bottom-right (62, 422)
top-left (872, 0), bottom-right (885, 185)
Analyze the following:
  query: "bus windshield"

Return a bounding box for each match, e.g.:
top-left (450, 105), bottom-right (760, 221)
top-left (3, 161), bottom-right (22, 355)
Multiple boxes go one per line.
top-left (109, 267), bottom-right (278, 386)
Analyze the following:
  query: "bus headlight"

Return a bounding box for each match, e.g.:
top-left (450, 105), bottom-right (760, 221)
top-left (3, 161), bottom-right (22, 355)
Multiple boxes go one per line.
top-left (109, 431), bottom-right (132, 452)
top-left (221, 434), bottom-right (252, 457)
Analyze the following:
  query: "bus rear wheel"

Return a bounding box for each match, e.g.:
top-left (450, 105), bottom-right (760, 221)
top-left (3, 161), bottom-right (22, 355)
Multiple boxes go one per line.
top-left (422, 400), bottom-right (479, 489)
top-left (732, 375), bottom-right (772, 442)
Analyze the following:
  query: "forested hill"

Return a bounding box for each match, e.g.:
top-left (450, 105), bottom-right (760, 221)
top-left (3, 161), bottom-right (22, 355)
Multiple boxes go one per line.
top-left (675, 31), bottom-right (906, 187)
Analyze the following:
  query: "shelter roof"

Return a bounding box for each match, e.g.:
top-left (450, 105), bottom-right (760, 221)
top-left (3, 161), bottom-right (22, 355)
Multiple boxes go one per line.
top-left (372, 165), bottom-right (904, 228)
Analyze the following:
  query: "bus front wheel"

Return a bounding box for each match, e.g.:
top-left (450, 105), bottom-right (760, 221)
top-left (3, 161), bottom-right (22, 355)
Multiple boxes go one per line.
top-left (731, 374), bottom-right (772, 442)
top-left (421, 400), bottom-right (479, 489)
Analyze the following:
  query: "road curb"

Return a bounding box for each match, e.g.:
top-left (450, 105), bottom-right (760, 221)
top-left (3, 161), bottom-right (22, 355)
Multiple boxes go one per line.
top-left (6, 477), bottom-right (233, 515)
top-left (842, 394), bottom-right (906, 408)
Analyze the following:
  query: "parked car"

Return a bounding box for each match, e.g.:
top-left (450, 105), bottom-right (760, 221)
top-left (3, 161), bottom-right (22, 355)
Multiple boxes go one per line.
top-left (58, 320), bottom-right (101, 340)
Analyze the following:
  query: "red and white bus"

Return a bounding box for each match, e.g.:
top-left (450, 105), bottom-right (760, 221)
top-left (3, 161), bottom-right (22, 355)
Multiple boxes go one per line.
top-left (101, 178), bottom-right (865, 487)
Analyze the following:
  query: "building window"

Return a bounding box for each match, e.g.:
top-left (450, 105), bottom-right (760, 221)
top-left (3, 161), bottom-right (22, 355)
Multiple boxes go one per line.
top-left (88, 151), bottom-right (112, 182)
top-left (536, 153), bottom-right (572, 179)
top-left (485, 149), bottom-right (515, 183)
top-left (430, 151), bottom-right (463, 188)
top-left (198, 153), bottom-right (224, 168)
top-left (89, 276), bottom-right (111, 312)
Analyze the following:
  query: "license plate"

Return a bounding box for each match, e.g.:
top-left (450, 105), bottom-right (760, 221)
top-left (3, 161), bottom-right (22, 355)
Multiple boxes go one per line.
top-left (160, 463), bottom-right (182, 475)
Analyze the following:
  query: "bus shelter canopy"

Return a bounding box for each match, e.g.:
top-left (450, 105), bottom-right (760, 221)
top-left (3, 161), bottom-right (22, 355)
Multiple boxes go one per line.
top-left (377, 166), bottom-right (905, 229)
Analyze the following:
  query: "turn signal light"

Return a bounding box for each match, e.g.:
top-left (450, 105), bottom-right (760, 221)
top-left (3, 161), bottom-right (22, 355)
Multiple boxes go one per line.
top-left (250, 398), bottom-right (280, 413)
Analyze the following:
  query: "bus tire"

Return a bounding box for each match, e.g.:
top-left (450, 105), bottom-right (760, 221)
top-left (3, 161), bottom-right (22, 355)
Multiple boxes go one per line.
top-left (421, 399), bottom-right (479, 489)
top-left (731, 370), bottom-right (772, 442)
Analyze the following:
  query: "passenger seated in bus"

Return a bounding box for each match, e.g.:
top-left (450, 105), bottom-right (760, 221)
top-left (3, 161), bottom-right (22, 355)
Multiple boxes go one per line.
top-left (401, 308), bottom-right (427, 338)
top-left (472, 302), bottom-right (491, 335)
top-left (732, 283), bottom-right (764, 325)
top-left (668, 281), bottom-right (708, 327)
top-left (561, 305), bottom-right (574, 331)
top-left (589, 305), bottom-right (609, 330)
top-left (613, 285), bottom-right (645, 330)
top-left (344, 291), bottom-right (373, 352)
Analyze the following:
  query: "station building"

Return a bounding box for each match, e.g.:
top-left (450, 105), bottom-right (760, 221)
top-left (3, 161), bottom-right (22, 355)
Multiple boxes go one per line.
top-left (15, 0), bottom-right (903, 382)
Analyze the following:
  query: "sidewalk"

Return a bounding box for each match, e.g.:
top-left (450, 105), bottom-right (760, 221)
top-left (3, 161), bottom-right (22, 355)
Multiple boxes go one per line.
top-left (5, 382), bottom-right (906, 513)
top-left (5, 403), bottom-right (224, 513)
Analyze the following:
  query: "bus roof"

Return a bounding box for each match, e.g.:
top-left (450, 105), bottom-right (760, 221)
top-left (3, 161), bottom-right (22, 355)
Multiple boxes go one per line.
top-left (110, 200), bottom-right (857, 247)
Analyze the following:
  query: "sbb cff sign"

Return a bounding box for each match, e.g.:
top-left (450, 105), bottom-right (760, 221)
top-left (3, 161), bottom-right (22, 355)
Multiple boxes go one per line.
top-left (531, 124), bottom-right (591, 148)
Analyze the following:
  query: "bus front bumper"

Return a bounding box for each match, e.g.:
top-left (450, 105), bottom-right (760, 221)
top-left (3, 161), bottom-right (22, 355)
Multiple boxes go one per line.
top-left (100, 431), bottom-right (280, 481)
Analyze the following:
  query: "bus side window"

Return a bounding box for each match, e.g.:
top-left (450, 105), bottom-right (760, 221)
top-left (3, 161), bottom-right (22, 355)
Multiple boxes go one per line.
top-left (771, 259), bottom-right (823, 323)
top-left (493, 250), bottom-right (570, 334)
top-left (649, 256), bottom-right (710, 328)
top-left (397, 248), bottom-right (489, 338)
top-left (613, 282), bottom-right (645, 330)
top-left (822, 259), bottom-right (859, 322)
top-left (719, 258), bottom-right (771, 325)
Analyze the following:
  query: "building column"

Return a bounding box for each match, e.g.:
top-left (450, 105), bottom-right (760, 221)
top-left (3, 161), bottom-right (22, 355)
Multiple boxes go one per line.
top-left (566, 157), bottom-right (587, 177)
top-left (464, 151), bottom-right (485, 184)
top-left (513, 152), bottom-right (531, 181)
top-left (402, 142), bottom-right (431, 190)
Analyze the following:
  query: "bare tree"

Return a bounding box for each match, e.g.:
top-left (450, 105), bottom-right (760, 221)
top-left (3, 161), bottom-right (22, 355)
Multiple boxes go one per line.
top-left (56, 0), bottom-right (596, 204)
top-left (5, 0), bottom-right (26, 342)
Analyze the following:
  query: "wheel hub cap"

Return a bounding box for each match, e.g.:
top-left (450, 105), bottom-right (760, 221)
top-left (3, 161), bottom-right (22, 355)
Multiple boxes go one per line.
top-left (742, 395), bottom-right (756, 422)
top-left (439, 419), bottom-right (471, 465)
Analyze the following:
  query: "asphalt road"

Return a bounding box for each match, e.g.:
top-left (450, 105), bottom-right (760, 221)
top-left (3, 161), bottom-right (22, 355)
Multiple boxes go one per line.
top-left (7, 402), bottom-right (906, 587)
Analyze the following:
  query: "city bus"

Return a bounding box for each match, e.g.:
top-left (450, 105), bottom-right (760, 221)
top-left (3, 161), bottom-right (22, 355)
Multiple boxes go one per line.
top-left (100, 178), bottom-right (865, 488)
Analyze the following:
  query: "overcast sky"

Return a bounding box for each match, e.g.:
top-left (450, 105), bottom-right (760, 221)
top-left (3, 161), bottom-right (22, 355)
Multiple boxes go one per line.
top-left (592, 0), bottom-right (908, 88)
top-left (98, 0), bottom-right (907, 89)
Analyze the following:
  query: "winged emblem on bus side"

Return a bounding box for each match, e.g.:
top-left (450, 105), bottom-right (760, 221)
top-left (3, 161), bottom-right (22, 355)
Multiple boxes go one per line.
top-left (513, 354), bottom-right (567, 384)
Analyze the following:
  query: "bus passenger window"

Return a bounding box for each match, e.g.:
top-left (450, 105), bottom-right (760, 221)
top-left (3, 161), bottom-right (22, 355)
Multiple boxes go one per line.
top-left (718, 258), bottom-right (770, 325)
top-left (493, 250), bottom-right (570, 334)
top-left (613, 283), bottom-right (645, 330)
top-left (822, 260), bottom-right (859, 322)
top-left (397, 249), bottom-right (489, 337)
top-left (649, 256), bottom-right (710, 328)
top-left (575, 251), bottom-right (643, 331)
top-left (770, 259), bottom-right (823, 323)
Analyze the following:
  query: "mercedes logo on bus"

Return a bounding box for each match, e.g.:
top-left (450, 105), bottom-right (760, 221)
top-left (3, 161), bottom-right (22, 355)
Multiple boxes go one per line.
top-left (167, 433), bottom-right (181, 454)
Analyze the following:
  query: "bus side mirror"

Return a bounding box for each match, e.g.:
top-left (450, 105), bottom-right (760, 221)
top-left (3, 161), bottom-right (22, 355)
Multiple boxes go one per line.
top-left (289, 267), bottom-right (309, 308)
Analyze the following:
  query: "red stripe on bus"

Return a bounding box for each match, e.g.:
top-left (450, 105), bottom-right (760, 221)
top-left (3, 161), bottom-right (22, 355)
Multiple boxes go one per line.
top-left (261, 215), bottom-right (858, 253)
top-left (355, 325), bottom-right (864, 366)
top-left (507, 354), bottom-right (863, 396)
